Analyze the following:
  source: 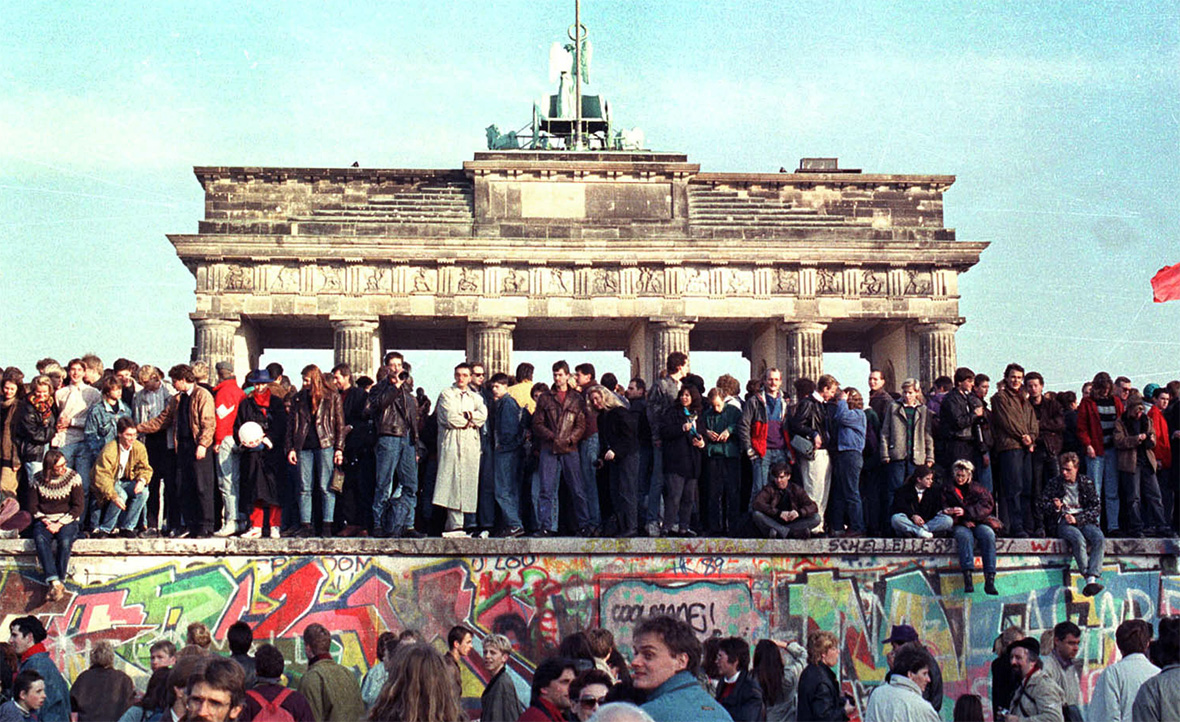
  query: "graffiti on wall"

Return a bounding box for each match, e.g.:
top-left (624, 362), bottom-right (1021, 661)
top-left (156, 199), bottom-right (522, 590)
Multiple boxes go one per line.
top-left (0, 547), bottom-right (1175, 718)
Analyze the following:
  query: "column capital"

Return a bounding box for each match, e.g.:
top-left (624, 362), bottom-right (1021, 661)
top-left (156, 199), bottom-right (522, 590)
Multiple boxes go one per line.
top-left (649, 317), bottom-right (696, 330)
top-left (914, 318), bottom-right (962, 333)
top-left (189, 314), bottom-right (241, 329)
top-left (466, 317), bottom-right (517, 331)
top-left (330, 317), bottom-right (380, 331)
top-left (782, 320), bottom-right (828, 334)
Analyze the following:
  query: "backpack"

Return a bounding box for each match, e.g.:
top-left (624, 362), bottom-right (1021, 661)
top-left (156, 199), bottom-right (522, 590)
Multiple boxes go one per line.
top-left (247, 688), bottom-right (295, 722)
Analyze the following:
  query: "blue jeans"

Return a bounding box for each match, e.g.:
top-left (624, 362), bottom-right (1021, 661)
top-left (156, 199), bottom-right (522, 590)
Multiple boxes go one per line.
top-left (23, 460), bottom-right (43, 487)
top-left (61, 441), bottom-right (98, 529)
top-left (32, 520), bottom-right (78, 583)
top-left (298, 447), bottom-right (335, 525)
top-left (215, 436), bottom-right (240, 528)
top-left (528, 466), bottom-right (543, 532)
top-left (953, 524), bottom-right (997, 574)
top-left (997, 448), bottom-right (1033, 535)
top-left (579, 433), bottom-right (602, 528)
top-left (1120, 463), bottom-right (1167, 535)
top-left (828, 449), bottom-right (865, 533)
top-left (885, 460), bottom-right (917, 512)
top-left (539, 447), bottom-right (590, 532)
top-left (749, 448), bottom-right (787, 510)
top-left (1090, 449), bottom-right (1121, 531)
top-left (635, 445), bottom-right (653, 526)
top-left (373, 435), bottom-right (419, 533)
top-left (644, 446), bottom-right (665, 528)
top-left (493, 449), bottom-right (523, 529)
top-left (1058, 522), bottom-right (1104, 578)
top-left (891, 512), bottom-right (953, 537)
top-left (477, 432), bottom-right (495, 529)
top-left (99, 479), bottom-right (149, 532)
top-left (976, 453), bottom-right (994, 494)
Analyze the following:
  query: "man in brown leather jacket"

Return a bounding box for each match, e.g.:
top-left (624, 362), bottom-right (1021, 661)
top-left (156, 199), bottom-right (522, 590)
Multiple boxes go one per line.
top-left (531, 360), bottom-right (592, 536)
top-left (137, 364), bottom-right (216, 537)
top-left (750, 463), bottom-right (821, 539)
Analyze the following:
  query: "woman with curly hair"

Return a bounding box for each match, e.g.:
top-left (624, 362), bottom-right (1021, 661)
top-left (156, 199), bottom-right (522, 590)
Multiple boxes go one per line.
top-left (13, 376), bottom-right (57, 486)
top-left (369, 643), bottom-right (466, 722)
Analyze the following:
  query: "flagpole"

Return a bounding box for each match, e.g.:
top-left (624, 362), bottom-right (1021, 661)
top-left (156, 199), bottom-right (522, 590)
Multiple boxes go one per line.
top-left (574, 0), bottom-right (582, 150)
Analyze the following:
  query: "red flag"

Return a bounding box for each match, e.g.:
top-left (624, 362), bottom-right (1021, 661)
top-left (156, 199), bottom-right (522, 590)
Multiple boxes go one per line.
top-left (1152, 263), bottom-right (1180, 303)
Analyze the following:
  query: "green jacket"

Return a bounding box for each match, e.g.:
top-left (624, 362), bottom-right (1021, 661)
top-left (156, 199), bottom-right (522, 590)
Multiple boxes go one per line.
top-left (298, 657), bottom-right (364, 722)
top-left (704, 404), bottom-right (742, 458)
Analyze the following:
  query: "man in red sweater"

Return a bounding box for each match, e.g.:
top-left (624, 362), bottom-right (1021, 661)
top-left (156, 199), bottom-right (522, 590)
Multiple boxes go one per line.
top-left (212, 362), bottom-right (245, 537)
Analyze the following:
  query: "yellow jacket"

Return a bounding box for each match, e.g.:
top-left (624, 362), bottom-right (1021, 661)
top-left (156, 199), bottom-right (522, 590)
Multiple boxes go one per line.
top-left (92, 439), bottom-right (153, 502)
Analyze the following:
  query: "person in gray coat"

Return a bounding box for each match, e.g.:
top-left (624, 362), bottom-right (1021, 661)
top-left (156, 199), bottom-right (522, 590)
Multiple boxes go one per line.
top-left (480, 634), bottom-right (524, 722)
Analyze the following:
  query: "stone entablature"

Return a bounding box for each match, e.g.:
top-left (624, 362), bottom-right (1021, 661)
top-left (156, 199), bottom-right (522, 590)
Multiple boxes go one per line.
top-left (188, 259), bottom-right (968, 312)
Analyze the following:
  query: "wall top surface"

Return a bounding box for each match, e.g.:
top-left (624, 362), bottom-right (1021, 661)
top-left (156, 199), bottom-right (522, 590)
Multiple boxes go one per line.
top-left (3, 535), bottom-right (1173, 558)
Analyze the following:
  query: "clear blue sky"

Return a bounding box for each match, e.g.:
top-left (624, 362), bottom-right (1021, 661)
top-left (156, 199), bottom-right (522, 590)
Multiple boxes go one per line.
top-left (2, 1), bottom-right (1178, 400)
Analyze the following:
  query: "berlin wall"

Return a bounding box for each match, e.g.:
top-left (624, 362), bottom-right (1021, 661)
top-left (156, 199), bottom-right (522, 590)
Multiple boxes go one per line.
top-left (1, 537), bottom-right (1176, 719)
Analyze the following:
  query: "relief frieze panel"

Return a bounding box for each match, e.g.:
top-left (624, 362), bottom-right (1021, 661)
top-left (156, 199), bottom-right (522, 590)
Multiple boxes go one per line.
top-left (904, 268), bottom-right (933, 296)
top-left (725, 268), bottom-right (753, 296)
top-left (860, 268), bottom-right (886, 296)
top-left (502, 267), bottom-right (528, 295)
top-left (816, 267), bottom-right (843, 295)
top-left (775, 267), bottom-right (799, 295)
top-left (192, 260), bottom-right (948, 302)
top-left (271, 264), bottom-right (299, 294)
top-left (410, 267), bottom-right (436, 294)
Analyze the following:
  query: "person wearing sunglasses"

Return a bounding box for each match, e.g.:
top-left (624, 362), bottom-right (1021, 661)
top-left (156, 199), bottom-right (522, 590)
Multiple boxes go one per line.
top-left (570, 668), bottom-right (613, 722)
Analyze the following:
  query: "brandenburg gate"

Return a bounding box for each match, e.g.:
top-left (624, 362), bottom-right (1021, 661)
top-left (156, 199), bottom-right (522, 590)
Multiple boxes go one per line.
top-left (172, 150), bottom-right (985, 389)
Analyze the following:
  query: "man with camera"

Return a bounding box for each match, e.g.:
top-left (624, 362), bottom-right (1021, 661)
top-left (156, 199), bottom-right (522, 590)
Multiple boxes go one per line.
top-left (365, 351), bottom-right (425, 538)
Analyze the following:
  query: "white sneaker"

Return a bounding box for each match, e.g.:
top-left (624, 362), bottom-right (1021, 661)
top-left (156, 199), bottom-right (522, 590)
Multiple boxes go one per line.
top-left (917, 529), bottom-right (934, 539)
top-left (442, 530), bottom-right (469, 538)
top-left (269, 527), bottom-right (281, 539)
top-left (213, 524), bottom-right (237, 538)
top-left (242, 527), bottom-right (262, 539)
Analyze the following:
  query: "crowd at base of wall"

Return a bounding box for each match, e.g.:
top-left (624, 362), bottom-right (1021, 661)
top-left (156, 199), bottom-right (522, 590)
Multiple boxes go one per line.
top-left (1, 542), bottom-right (1177, 720)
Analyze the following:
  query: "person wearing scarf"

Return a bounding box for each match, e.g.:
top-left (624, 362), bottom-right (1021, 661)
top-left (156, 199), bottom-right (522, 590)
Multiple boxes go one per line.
top-left (13, 375), bottom-right (58, 488)
top-left (235, 370), bottom-right (284, 538)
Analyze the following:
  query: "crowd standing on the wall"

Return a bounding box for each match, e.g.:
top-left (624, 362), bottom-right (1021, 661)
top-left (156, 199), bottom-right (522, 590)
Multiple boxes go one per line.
top-left (3, 612), bottom-right (1180, 722)
top-left (2, 353), bottom-right (1180, 601)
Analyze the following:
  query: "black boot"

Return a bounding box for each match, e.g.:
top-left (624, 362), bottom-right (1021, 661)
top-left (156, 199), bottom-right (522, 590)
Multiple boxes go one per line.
top-left (985, 573), bottom-right (998, 595)
top-left (962, 571), bottom-right (975, 593)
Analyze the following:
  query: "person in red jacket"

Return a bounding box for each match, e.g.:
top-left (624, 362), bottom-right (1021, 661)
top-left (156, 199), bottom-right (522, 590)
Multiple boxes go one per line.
top-left (1146, 385), bottom-right (1174, 531)
top-left (212, 362), bottom-right (245, 537)
top-left (1075, 372), bottom-right (1124, 534)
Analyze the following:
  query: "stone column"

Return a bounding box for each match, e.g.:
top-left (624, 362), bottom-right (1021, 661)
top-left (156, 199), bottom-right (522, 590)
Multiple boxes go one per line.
top-left (649, 318), bottom-right (694, 382)
top-left (191, 315), bottom-right (239, 370)
top-left (783, 321), bottom-right (826, 390)
top-left (466, 319), bottom-right (515, 376)
top-left (232, 320), bottom-right (261, 379)
top-left (332, 318), bottom-right (380, 380)
top-left (748, 322), bottom-right (786, 382)
top-left (625, 321), bottom-right (653, 383)
top-left (916, 321), bottom-right (959, 391)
